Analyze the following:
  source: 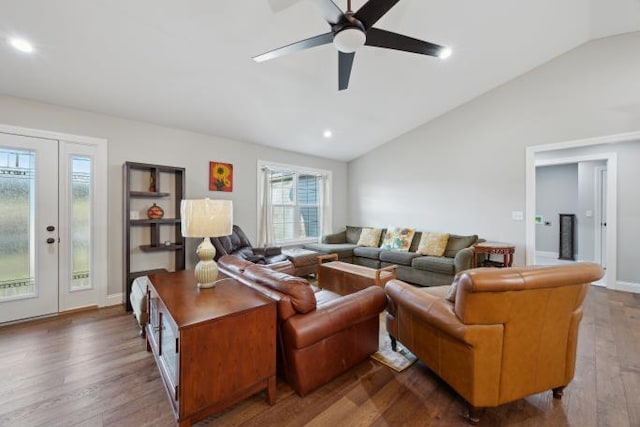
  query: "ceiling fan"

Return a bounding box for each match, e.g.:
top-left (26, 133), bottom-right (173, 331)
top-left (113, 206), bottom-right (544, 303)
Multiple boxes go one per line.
top-left (254, 0), bottom-right (451, 91)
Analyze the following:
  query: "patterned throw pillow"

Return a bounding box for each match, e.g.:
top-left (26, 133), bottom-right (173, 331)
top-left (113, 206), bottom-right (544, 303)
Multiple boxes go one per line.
top-left (380, 227), bottom-right (415, 252)
top-left (417, 232), bottom-right (450, 256)
top-left (357, 228), bottom-right (383, 247)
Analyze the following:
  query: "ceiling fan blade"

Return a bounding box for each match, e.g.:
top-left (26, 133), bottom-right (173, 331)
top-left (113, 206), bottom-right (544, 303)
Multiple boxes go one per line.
top-left (338, 51), bottom-right (355, 91)
top-left (365, 28), bottom-right (444, 57)
top-left (354, 0), bottom-right (401, 29)
top-left (267, 0), bottom-right (303, 13)
top-left (253, 32), bottom-right (334, 62)
top-left (309, 0), bottom-right (344, 25)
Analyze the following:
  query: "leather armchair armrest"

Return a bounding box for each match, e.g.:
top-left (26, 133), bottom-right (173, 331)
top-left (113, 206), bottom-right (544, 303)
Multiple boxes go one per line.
top-left (454, 246), bottom-right (475, 273)
top-left (385, 279), bottom-right (491, 344)
top-left (283, 286), bottom-right (387, 349)
top-left (322, 230), bottom-right (347, 244)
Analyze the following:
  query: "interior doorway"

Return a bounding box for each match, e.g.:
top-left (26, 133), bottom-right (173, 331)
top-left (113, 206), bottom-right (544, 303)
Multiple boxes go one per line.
top-left (524, 130), bottom-right (640, 290)
top-left (0, 126), bottom-right (107, 323)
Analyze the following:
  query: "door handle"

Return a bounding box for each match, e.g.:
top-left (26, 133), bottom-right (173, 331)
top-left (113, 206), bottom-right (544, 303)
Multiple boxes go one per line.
top-left (46, 238), bottom-right (55, 244)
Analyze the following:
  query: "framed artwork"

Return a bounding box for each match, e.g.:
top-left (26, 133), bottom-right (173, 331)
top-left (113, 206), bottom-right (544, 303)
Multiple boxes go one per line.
top-left (209, 162), bottom-right (233, 192)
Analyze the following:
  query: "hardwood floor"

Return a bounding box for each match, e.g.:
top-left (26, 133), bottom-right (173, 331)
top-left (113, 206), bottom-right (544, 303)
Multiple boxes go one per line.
top-left (0, 286), bottom-right (638, 426)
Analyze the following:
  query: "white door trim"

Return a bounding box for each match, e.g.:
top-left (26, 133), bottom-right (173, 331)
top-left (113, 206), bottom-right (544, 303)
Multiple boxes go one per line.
top-left (594, 165), bottom-right (607, 267)
top-left (0, 123), bottom-right (109, 307)
top-left (525, 130), bottom-right (636, 290)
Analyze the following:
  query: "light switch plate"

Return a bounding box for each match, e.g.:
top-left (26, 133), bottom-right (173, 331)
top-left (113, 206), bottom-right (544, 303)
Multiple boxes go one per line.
top-left (512, 211), bottom-right (524, 221)
top-left (586, 210), bottom-right (593, 217)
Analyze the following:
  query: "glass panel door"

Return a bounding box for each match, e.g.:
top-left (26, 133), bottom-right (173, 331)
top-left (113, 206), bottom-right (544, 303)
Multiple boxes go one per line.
top-left (0, 133), bottom-right (58, 323)
top-left (58, 142), bottom-right (102, 311)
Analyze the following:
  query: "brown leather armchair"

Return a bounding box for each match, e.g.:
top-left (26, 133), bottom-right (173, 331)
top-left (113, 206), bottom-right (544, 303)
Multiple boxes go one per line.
top-left (385, 263), bottom-right (603, 423)
top-left (219, 255), bottom-right (387, 396)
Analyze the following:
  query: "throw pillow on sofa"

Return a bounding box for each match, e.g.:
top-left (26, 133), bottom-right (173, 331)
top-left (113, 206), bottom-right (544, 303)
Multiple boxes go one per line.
top-left (417, 232), bottom-right (450, 256)
top-left (380, 227), bottom-right (415, 252)
top-left (357, 228), bottom-right (383, 247)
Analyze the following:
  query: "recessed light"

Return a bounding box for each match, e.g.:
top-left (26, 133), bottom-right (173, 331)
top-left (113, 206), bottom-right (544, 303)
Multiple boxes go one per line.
top-left (323, 130), bottom-right (333, 138)
top-left (438, 47), bottom-right (452, 59)
top-left (8, 37), bottom-right (34, 54)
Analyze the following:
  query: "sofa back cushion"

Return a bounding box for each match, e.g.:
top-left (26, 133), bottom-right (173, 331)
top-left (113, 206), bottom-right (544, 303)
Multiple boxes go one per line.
top-left (443, 234), bottom-right (478, 258)
top-left (212, 224), bottom-right (253, 260)
top-left (346, 226), bottom-right (363, 244)
top-left (244, 265), bottom-right (316, 314)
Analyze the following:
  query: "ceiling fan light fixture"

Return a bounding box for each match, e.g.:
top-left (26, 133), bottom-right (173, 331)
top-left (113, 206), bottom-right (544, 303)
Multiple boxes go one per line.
top-left (438, 47), bottom-right (452, 59)
top-left (333, 27), bottom-right (366, 53)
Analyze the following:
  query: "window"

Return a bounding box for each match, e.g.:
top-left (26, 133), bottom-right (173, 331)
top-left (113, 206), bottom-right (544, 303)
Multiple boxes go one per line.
top-left (258, 162), bottom-right (330, 245)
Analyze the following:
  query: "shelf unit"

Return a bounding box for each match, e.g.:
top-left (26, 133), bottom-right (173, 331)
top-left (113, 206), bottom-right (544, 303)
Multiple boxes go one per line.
top-left (124, 161), bottom-right (185, 311)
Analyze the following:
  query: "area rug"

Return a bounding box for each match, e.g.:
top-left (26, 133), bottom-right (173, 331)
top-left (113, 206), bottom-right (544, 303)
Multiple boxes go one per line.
top-left (370, 315), bottom-right (417, 372)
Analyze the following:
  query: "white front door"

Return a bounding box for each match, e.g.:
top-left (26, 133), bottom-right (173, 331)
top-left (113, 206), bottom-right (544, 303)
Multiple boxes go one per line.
top-left (0, 133), bottom-right (59, 323)
top-left (0, 131), bottom-right (106, 323)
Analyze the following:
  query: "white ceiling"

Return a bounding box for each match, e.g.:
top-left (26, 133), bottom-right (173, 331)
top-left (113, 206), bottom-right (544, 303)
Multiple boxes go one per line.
top-left (1, 0), bottom-right (639, 161)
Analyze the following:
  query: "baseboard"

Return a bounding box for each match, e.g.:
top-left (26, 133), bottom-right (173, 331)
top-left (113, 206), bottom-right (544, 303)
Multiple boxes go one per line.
top-left (535, 251), bottom-right (558, 258)
top-left (615, 281), bottom-right (640, 294)
top-left (105, 293), bottom-right (123, 306)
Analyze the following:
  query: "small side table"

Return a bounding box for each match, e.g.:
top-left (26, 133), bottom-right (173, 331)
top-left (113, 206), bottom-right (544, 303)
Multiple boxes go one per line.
top-left (473, 242), bottom-right (515, 268)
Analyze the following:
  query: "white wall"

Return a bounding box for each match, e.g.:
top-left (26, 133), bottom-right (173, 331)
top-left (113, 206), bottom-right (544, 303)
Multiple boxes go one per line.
top-left (535, 164), bottom-right (578, 254)
top-left (0, 95), bottom-right (348, 297)
top-left (348, 31), bottom-right (640, 275)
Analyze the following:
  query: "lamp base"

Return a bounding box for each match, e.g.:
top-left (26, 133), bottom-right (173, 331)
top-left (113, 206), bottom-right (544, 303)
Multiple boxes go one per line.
top-left (194, 237), bottom-right (218, 288)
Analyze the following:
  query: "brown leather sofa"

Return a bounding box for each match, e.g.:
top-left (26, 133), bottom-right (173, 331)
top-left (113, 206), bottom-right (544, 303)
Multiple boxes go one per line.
top-left (385, 263), bottom-right (604, 423)
top-left (218, 255), bottom-right (387, 396)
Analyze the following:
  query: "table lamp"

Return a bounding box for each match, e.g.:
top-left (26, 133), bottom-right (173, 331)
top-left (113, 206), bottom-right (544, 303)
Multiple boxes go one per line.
top-left (180, 199), bottom-right (233, 288)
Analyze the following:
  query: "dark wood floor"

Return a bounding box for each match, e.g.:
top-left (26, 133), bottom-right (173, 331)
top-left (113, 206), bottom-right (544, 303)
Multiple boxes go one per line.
top-left (0, 286), bottom-right (638, 427)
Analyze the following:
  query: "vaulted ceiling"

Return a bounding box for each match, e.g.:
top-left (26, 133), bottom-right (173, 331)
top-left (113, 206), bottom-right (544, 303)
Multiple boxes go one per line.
top-left (1, 0), bottom-right (639, 161)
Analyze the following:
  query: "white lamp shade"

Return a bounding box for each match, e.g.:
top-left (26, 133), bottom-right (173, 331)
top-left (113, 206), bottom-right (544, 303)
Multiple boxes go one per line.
top-left (181, 199), bottom-right (233, 238)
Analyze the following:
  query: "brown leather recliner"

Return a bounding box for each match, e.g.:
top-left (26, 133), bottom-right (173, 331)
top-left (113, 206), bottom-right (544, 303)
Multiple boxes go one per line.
top-left (219, 255), bottom-right (387, 396)
top-left (211, 225), bottom-right (289, 265)
top-left (385, 263), bottom-right (604, 423)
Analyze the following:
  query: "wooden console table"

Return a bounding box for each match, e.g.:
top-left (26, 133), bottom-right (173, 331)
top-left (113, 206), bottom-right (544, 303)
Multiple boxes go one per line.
top-left (473, 242), bottom-right (515, 268)
top-left (146, 270), bottom-right (276, 426)
top-left (317, 254), bottom-right (397, 295)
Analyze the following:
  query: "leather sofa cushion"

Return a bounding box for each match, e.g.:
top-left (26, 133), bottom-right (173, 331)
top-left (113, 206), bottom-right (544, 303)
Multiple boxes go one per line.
top-left (443, 234), bottom-right (478, 258)
top-left (218, 255), bottom-right (254, 273)
top-left (353, 246), bottom-right (383, 260)
top-left (313, 288), bottom-right (342, 306)
top-left (244, 265), bottom-right (316, 314)
top-left (412, 256), bottom-right (455, 275)
top-left (379, 250), bottom-right (421, 266)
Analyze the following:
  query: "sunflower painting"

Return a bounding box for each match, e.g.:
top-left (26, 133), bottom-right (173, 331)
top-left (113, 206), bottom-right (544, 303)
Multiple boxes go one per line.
top-left (209, 162), bottom-right (233, 192)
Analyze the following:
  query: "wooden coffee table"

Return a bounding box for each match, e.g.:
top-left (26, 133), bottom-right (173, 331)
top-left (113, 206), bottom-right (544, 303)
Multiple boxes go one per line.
top-left (317, 254), bottom-right (397, 295)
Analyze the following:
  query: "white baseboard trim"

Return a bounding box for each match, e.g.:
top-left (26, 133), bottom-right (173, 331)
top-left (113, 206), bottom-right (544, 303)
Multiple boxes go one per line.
top-left (535, 251), bottom-right (558, 258)
top-left (615, 281), bottom-right (640, 294)
top-left (105, 293), bottom-right (123, 307)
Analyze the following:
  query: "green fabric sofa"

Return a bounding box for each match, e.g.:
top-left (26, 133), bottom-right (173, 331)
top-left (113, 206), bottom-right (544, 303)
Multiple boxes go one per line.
top-left (303, 226), bottom-right (479, 287)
